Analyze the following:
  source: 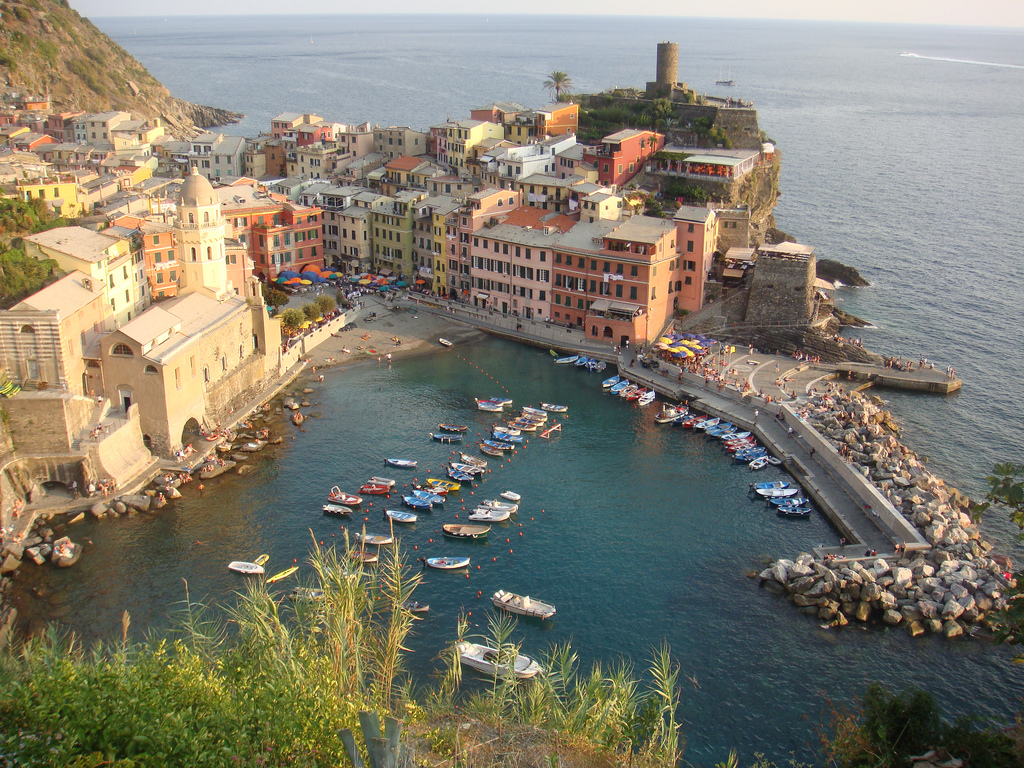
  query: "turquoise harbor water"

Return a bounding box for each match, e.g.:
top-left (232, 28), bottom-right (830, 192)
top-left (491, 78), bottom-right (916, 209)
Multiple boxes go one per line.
top-left (19, 14), bottom-right (1024, 764)
top-left (15, 338), bottom-right (1024, 763)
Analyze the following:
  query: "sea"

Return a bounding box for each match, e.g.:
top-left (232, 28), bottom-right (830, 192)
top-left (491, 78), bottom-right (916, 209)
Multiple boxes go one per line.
top-left (17, 14), bottom-right (1024, 765)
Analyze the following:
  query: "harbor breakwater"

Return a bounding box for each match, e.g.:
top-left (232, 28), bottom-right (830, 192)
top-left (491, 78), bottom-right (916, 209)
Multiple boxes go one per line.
top-left (760, 391), bottom-right (1011, 638)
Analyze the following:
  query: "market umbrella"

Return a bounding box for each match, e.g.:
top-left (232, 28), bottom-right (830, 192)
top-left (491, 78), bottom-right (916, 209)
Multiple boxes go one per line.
top-left (359, 279), bottom-right (372, 285)
top-left (378, 285), bottom-right (390, 292)
top-left (285, 277), bottom-right (302, 284)
top-left (299, 279), bottom-right (312, 285)
top-left (275, 276), bottom-right (288, 283)
top-left (279, 270), bottom-right (299, 279)
top-left (396, 280), bottom-right (408, 287)
top-left (414, 279), bottom-right (426, 285)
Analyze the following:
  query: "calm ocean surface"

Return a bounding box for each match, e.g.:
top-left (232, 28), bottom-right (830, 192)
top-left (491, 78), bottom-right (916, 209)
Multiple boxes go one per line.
top-left (25, 15), bottom-right (1024, 764)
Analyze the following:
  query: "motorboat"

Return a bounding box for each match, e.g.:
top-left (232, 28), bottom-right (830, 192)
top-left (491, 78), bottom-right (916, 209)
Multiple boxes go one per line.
top-left (442, 523), bottom-right (491, 540)
top-left (500, 491), bottom-right (521, 501)
top-left (602, 374), bottom-right (622, 388)
top-left (481, 500), bottom-right (518, 513)
top-left (491, 590), bottom-right (556, 620)
top-left (422, 556), bottom-right (471, 570)
top-left (328, 487), bottom-right (362, 506)
top-left (468, 507), bottom-right (511, 522)
top-left (439, 423), bottom-right (468, 433)
top-left (637, 391), bottom-right (656, 407)
top-left (385, 509), bottom-right (417, 524)
top-left (457, 641), bottom-right (542, 679)
top-left (770, 497), bottom-right (809, 507)
top-left (749, 457), bottom-right (768, 470)
top-left (756, 487), bottom-right (801, 498)
top-left (385, 458), bottom-right (417, 468)
top-left (431, 432), bottom-right (463, 443)
top-left (323, 503), bottom-right (353, 516)
top-left (413, 483), bottom-right (448, 496)
top-left (540, 403), bottom-right (568, 413)
top-left (402, 600), bottom-right (429, 613)
top-left (228, 560), bottom-right (264, 575)
top-left (368, 476), bottom-right (395, 487)
top-left (655, 405), bottom-right (683, 424)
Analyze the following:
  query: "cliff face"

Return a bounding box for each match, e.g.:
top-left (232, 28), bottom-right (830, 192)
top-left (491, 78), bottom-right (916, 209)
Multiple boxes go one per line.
top-left (0, 0), bottom-right (241, 136)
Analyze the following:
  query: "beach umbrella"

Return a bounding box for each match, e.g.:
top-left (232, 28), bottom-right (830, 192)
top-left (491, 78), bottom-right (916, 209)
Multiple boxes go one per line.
top-left (397, 280), bottom-right (409, 286)
top-left (359, 279), bottom-right (372, 285)
top-left (275, 276), bottom-right (288, 283)
top-left (387, 276), bottom-right (398, 282)
top-left (299, 279), bottom-right (312, 285)
top-left (279, 270), bottom-right (299, 279)
top-left (378, 285), bottom-right (389, 292)
top-left (655, 343), bottom-right (670, 351)
top-left (348, 275), bottom-right (360, 282)
top-left (285, 277), bottom-right (302, 284)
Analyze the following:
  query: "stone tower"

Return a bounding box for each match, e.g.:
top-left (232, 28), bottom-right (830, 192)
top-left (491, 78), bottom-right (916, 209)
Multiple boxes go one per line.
top-left (656, 42), bottom-right (679, 91)
top-left (175, 168), bottom-right (230, 300)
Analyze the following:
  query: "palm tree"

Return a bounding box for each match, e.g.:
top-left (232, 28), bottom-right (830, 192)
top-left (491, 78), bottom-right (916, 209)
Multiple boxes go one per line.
top-left (543, 71), bottom-right (573, 101)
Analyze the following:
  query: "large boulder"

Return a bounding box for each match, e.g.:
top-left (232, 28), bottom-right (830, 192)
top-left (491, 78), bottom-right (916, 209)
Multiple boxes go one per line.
top-left (854, 602), bottom-right (873, 622)
top-left (882, 609), bottom-right (903, 625)
top-left (0, 554), bottom-right (21, 574)
top-left (122, 494), bottom-right (151, 513)
top-left (941, 599), bottom-right (965, 621)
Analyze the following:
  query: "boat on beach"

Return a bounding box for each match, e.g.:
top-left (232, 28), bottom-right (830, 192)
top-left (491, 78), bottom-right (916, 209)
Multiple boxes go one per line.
top-left (457, 641), bottom-right (542, 679)
top-left (323, 503), bottom-right (354, 516)
top-left (491, 590), bottom-right (556, 620)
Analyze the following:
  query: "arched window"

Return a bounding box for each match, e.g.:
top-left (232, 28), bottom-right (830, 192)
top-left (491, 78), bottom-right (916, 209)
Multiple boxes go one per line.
top-left (203, 211), bottom-right (210, 224)
top-left (112, 344), bottom-right (133, 357)
top-left (144, 365), bottom-right (158, 374)
top-left (203, 367), bottom-right (210, 383)
top-left (188, 212), bottom-right (194, 224)
top-left (603, 326), bottom-right (614, 338)
top-left (590, 325), bottom-right (597, 337)
top-left (221, 356), bottom-right (227, 371)
top-left (191, 247), bottom-right (197, 262)
top-left (207, 246), bottom-right (212, 260)
top-left (19, 325), bottom-right (35, 335)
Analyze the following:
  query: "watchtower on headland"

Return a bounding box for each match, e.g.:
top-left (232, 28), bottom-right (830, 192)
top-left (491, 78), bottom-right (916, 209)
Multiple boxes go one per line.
top-left (646, 42), bottom-right (688, 98)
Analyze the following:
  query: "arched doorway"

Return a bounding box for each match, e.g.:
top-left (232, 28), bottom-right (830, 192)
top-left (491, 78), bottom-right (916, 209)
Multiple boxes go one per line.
top-left (181, 417), bottom-right (203, 448)
top-left (603, 326), bottom-right (614, 338)
top-left (621, 335), bottom-right (631, 348)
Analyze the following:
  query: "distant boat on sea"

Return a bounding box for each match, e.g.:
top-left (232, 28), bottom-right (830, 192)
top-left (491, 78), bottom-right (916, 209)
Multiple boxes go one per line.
top-left (716, 67), bottom-right (735, 86)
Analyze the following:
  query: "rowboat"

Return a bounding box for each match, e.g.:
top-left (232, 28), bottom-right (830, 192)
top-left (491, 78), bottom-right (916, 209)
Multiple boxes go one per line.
top-left (403, 496), bottom-right (433, 509)
top-left (776, 506), bottom-right (812, 518)
top-left (328, 487), bottom-right (362, 506)
top-left (766, 456), bottom-right (783, 465)
top-left (749, 456), bottom-right (769, 470)
top-left (267, 566), bottom-right (299, 584)
top-left (492, 425), bottom-right (520, 436)
top-left (769, 496), bottom-right (809, 507)
top-left (483, 439), bottom-right (514, 451)
top-left (752, 481), bottom-right (791, 490)
top-left (541, 403), bottom-right (568, 413)
top-left (500, 491), bottom-right (521, 501)
top-left (625, 387), bottom-right (646, 402)
top-left (756, 487), bottom-right (801, 498)
top-left (637, 391), bottom-right (656, 407)
top-left (402, 600), bottom-right (429, 613)
top-left (439, 423), bottom-right (468, 433)
top-left (430, 432), bottom-right (463, 443)
top-left (680, 417), bottom-right (699, 428)
top-left (695, 417), bottom-right (720, 430)
top-left (323, 503), bottom-right (354, 516)
top-left (427, 479), bottom-right (460, 491)
top-left (475, 398), bottom-right (509, 409)
top-left (602, 374), bottom-right (622, 388)
top-left (468, 507), bottom-right (511, 522)
top-left (736, 451), bottom-right (768, 462)
top-left (618, 384), bottom-right (639, 399)
top-left (554, 355), bottom-right (578, 364)
top-left (412, 489), bottom-right (445, 504)
top-left (385, 458), bottom-right (417, 468)
top-left (385, 509), bottom-right (418, 524)
top-left (574, 356), bottom-right (591, 367)
top-left (520, 406), bottom-right (548, 420)
top-left (489, 397), bottom-right (514, 406)
top-left (355, 532), bottom-right (394, 546)
top-left (442, 523), bottom-right (491, 540)
top-left (438, 338), bottom-right (453, 347)
top-left (254, 554), bottom-right (270, 567)
top-left (491, 432), bottom-right (523, 443)
top-left (359, 483), bottom-right (391, 495)
top-left (457, 641), bottom-right (542, 679)
top-left (609, 380), bottom-right (629, 394)
top-left (422, 556), bottom-right (470, 570)
top-left (459, 453), bottom-right (487, 468)
top-left (350, 550), bottom-right (379, 564)
top-left (508, 420), bottom-right (538, 432)
top-left (491, 590), bottom-right (556, 620)
top-left (476, 401), bottom-right (504, 412)
top-left (706, 423), bottom-right (733, 436)
top-left (480, 443), bottom-right (504, 457)
top-left (590, 360), bottom-right (608, 372)
top-left (721, 431), bottom-right (751, 441)
top-left (450, 462), bottom-right (485, 475)
top-left (448, 468), bottom-right (474, 482)
top-left (368, 476), bottom-right (396, 487)
top-left (228, 560), bottom-right (264, 575)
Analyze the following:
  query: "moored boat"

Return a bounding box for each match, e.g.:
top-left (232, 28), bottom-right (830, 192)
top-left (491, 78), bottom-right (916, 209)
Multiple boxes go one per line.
top-left (491, 590), bottom-right (556, 620)
top-left (403, 496), bottom-right (433, 510)
top-left (602, 374), bottom-right (622, 388)
top-left (368, 476), bottom-right (396, 487)
top-left (777, 506), bottom-right (812, 518)
top-left (442, 523), bottom-right (491, 540)
top-left (500, 491), bottom-right (521, 501)
top-left (637, 390), bottom-right (656, 406)
top-left (482, 439), bottom-right (514, 451)
top-left (385, 509), bottom-right (418, 524)
top-left (328, 487), bottom-right (362, 506)
top-left (266, 566), bottom-right (298, 584)
top-left (749, 456), bottom-right (769, 470)
top-left (457, 641), bottom-right (542, 679)
top-left (481, 499), bottom-right (518, 512)
top-left (427, 479), bottom-right (460, 491)
top-left (350, 550), bottom-right (379, 564)
top-left (468, 507), bottom-right (511, 522)
top-left (431, 432), bottom-right (463, 443)
top-left (323, 503), bottom-right (354, 516)
top-left (459, 453), bottom-right (487, 468)
top-left (609, 380), bottom-right (630, 394)
top-left (540, 403), bottom-right (568, 413)
top-left (480, 443), bottom-right (504, 457)
top-left (756, 487), bottom-right (801, 498)
top-left (438, 338), bottom-right (453, 347)
top-left (412, 489), bottom-right (445, 504)
top-left (385, 458), bottom-right (417, 468)
top-left (402, 600), bottom-right (429, 613)
top-left (554, 355), bottom-right (578, 364)
top-left (439, 423), bottom-right (468, 433)
top-left (354, 532), bottom-right (394, 546)
top-left (422, 556), bottom-right (471, 570)
top-left (228, 560), bottom-right (264, 575)
top-left (695, 417), bottom-right (720, 430)
top-left (359, 483), bottom-right (391, 495)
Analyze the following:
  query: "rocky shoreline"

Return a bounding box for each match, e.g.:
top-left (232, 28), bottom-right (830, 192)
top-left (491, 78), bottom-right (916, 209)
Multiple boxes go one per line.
top-left (759, 390), bottom-right (1010, 638)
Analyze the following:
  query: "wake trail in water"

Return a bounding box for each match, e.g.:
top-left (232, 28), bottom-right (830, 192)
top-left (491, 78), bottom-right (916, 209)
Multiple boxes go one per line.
top-left (900, 52), bottom-right (1024, 70)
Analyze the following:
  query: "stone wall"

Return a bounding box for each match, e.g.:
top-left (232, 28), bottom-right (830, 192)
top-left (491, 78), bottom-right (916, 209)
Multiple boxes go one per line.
top-left (2, 393), bottom-right (94, 456)
top-left (743, 255), bottom-right (816, 328)
top-left (91, 404), bottom-right (152, 483)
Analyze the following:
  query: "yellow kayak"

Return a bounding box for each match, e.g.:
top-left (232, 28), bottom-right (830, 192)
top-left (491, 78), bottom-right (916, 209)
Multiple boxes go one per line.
top-left (427, 479), bottom-right (460, 491)
top-left (266, 566), bottom-right (298, 584)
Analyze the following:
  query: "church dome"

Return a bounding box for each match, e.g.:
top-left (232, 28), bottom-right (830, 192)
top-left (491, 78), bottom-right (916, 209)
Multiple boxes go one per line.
top-left (179, 168), bottom-right (219, 208)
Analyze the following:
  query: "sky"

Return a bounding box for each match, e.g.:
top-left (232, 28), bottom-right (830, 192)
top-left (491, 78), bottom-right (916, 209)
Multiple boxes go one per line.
top-left (71, 0), bottom-right (1024, 29)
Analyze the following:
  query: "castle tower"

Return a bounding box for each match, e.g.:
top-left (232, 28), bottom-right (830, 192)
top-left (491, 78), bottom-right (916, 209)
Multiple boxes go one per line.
top-left (656, 42), bottom-right (679, 91)
top-left (175, 168), bottom-right (230, 299)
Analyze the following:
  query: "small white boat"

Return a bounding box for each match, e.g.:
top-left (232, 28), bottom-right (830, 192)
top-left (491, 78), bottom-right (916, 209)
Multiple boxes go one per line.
top-left (756, 487), bottom-right (801, 498)
top-left (540, 403), bottom-right (568, 413)
top-left (385, 509), bottom-right (417, 524)
top-left (749, 456), bottom-right (769, 470)
top-left (766, 456), bottom-right (783, 465)
top-left (422, 556), bottom-right (471, 570)
top-left (637, 391), bottom-right (656, 407)
top-left (368, 476), bottom-right (396, 487)
top-left (468, 507), bottom-right (511, 522)
top-left (554, 355), bottom-right (578, 365)
top-left (323, 503), bottom-right (354, 516)
top-left (228, 561), bottom-right (264, 575)
top-left (500, 491), bottom-right (521, 502)
top-left (457, 641), bottom-right (542, 679)
top-left (492, 590), bottom-right (556, 620)
top-left (439, 338), bottom-right (453, 347)
top-left (355, 532), bottom-right (394, 546)
top-left (459, 452), bottom-right (487, 468)
top-left (386, 458), bottom-right (417, 468)
top-left (481, 500), bottom-right (518, 512)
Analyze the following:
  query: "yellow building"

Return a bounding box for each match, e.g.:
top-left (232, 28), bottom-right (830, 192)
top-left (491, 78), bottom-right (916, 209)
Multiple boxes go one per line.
top-left (444, 120), bottom-right (503, 170)
top-left (16, 175), bottom-right (86, 218)
top-left (24, 226), bottom-right (148, 326)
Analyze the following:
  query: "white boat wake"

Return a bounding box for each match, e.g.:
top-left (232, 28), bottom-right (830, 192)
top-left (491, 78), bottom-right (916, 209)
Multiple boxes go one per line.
top-left (899, 52), bottom-right (1024, 70)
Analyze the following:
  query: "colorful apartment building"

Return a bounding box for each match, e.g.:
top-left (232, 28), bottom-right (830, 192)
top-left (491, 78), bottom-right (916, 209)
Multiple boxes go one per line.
top-left (583, 129), bottom-right (664, 188)
top-left (411, 195), bottom-right (460, 293)
top-left (74, 111), bottom-right (132, 143)
top-left (673, 205), bottom-right (719, 312)
top-left (16, 174), bottom-right (86, 218)
top-left (441, 120), bottom-right (503, 170)
top-left (371, 190), bottom-right (426, 278)
top-left (270, 113), bottom-right (324, 141)
top-left (248, 203), bottom-right (323, 280)
top-left (503, 103), bottom-right (579, 144)
top-left (451, 189), bottom-right (523, 299)
top-left (512, 173), bottom-right (585, 215)
top-left (374, 126), bottom-right (428, 160)
top-left (112, 216), bottom-right (179, 300)
top-left (381, 155), bottom-right (444, 195)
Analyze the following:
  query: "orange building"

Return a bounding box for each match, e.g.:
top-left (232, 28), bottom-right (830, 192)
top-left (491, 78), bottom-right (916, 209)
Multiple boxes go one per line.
top-left (584, 129), bottom-right (664, 188)
top-left (112, 215), bottom-right (179, 300)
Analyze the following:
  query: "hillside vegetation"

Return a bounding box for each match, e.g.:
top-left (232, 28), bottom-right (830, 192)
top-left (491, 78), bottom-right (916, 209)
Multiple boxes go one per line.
top-left (0, 0), bottom-right (240, 136)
